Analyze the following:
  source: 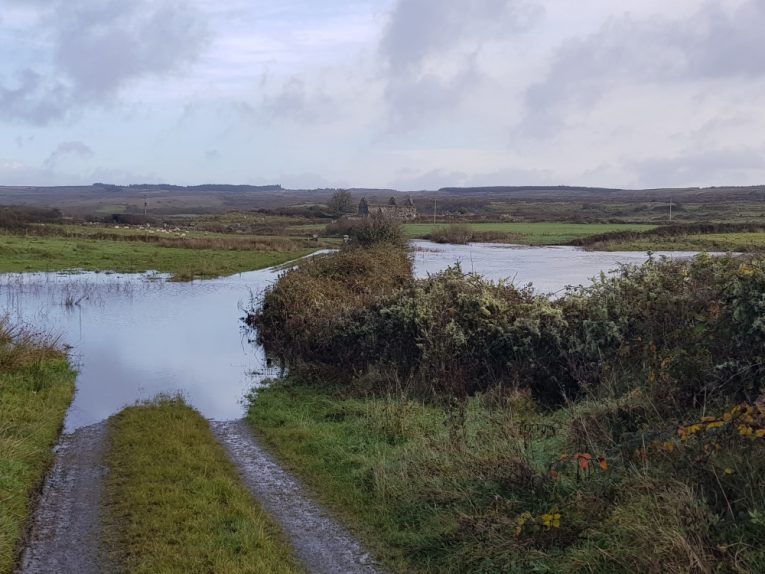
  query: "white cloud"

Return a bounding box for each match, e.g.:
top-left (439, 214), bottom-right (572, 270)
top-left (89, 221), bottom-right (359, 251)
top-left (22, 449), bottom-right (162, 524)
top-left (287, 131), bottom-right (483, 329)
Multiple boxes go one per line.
top-left (0, 0), bottom-right (210, 124)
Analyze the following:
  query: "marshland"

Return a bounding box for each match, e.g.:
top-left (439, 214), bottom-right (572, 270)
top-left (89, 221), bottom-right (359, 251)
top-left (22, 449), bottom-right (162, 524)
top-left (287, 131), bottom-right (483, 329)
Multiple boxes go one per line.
top-left (2, 198), bottom-right (764, 573)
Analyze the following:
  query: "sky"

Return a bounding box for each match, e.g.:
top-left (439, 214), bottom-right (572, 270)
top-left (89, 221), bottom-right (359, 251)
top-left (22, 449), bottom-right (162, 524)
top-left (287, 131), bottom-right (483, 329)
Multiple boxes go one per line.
top-left (1, 0), bottom-right (764, 190)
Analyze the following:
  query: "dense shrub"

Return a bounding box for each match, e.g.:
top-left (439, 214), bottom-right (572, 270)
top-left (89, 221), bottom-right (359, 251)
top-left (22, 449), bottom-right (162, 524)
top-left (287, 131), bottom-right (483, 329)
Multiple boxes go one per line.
top-left (324, 214), bottom-right (404, 247)
top-left (251, 244), bottom-right (412, 367)
top-left (254, 249), bottom-right (765, 410)
top-left (0, 205), bottom-right (63, 230)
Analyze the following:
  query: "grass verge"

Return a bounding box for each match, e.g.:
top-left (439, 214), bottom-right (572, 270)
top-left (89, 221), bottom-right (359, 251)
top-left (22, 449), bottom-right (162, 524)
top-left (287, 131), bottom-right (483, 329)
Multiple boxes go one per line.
top-left (587, 232), bottom-right (765, 252)
top-left (103, 397), bottom-right (303, 574)
top-left (0, 234), bottom-right (316, 279)
top-left (0, 325), bottom-right (75, 574)
top-left (403, 222), bottom-right (655, 245)
top-left (248, 379), bottom-right (765, 574)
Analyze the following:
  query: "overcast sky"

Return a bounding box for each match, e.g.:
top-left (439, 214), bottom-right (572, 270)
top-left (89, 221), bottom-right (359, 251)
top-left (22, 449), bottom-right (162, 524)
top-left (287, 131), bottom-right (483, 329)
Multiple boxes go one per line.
top-left (1, 0), bottom-right (764, 189)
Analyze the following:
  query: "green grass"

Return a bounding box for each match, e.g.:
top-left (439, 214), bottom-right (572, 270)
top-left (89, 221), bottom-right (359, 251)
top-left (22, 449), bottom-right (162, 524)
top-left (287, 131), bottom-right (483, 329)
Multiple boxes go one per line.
top-left (0, 329), bottom-right (75, 574)
top-left (403, 222), bottom-right (655, 245)
top-left (248, 380), bottom-right (765, 574)
top-left (591, 232), bottom-right (765, 252)
top-left (0, 234), bottom-right (315, 279)
top-left (103, 398), bottom-right (303, 574)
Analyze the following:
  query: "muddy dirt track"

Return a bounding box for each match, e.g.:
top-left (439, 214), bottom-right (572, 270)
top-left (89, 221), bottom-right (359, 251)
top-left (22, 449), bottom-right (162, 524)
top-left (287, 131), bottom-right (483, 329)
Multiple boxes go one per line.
top-left (18, 419), bottom-right (382, 574)
top-left (212, 420), bottom-right (383, 574)
top-left (18, 422), bottom-right (110, 574)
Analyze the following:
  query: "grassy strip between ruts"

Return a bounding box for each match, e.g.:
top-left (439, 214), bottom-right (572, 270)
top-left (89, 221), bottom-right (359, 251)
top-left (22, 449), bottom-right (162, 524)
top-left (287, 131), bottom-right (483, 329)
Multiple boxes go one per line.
top-left (0, 325), bottom-right (76, 574)
top-left (103, 398), bottom-right (303, 574)
top-left (0, 234), bottom-right (316, 280)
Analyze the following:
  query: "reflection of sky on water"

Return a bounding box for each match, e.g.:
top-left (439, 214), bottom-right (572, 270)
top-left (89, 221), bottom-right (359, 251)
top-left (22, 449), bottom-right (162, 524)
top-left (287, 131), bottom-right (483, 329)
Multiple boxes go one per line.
top-left (0, 243), bottom-right (704, 431)
top-left (1, 270), bottom-right (282, 432)
top-left (412, 240), bottom-right (702, 295)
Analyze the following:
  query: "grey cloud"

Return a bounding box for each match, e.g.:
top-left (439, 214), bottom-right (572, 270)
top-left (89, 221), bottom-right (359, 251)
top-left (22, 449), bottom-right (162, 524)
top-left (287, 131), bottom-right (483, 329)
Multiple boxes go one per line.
top-left (629, 147), bottom-right (765, 188)
top-left (380, 0), bottom-right (542, 128)
top-left (392, 165), bottom-right (554, 190)
top-left (381, 0), bottom-right (541, 72)
top-left (261, 77), bottom-right (335, 123)
top-left (523, 1), bottom-right (765, 135)
top-left (1, 0), bottom-right (209, 124)
top-left (384, 57), bottom-right (481, 128)
top-left (44, 141), bottom-right (94, 168)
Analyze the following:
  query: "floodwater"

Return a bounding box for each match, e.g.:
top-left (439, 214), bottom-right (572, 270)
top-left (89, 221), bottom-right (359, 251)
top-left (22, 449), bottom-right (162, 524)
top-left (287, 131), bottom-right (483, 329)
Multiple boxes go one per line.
top-left (412, 240), bottom-right (702, 295)
top-left (1, 242), bottom-right (703, 431)
top-left (1, 270), bottom-right (282, 432)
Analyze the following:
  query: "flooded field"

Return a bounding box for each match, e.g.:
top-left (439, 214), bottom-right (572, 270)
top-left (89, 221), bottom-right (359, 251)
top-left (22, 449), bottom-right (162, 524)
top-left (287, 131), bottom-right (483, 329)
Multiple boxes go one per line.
top-left (412, 240), bottom-right (702, 294)
top-left (0, 243), bottom-right (701, 431)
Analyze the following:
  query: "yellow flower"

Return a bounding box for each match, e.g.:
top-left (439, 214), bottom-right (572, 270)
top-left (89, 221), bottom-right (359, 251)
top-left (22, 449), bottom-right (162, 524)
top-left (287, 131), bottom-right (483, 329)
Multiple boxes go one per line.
top-left (541, 512), bottom-right (562, 529)
top-left (738, 425), bottom-right (754, 438)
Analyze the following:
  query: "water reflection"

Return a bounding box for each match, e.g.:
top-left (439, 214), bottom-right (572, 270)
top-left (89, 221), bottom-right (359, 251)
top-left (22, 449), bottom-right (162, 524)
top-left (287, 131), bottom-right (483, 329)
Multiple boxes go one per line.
top-left (412, 240), bottom-right (702, 295)
top-left (1, 270), bottom-right (281, 432)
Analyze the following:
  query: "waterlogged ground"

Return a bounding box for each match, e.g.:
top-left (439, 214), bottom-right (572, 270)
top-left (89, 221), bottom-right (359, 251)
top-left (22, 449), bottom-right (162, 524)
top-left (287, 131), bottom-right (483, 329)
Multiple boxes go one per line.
top-left (3, 244), bottom-right (710, 573)
top-left (1, 269), bottom-right (283, 432)
top-left (412, 240), bottom-right (703, 294)
top-left (0, 243), bottom-right (706, 430)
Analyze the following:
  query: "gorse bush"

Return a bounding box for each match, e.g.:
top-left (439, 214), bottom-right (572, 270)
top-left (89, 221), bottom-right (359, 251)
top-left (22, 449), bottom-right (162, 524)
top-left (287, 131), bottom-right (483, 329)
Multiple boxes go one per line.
top-left (250, 247), bottom-right (765, 573)
top-left (256, 251), bottom-right (765, 410)
top-left (251, 244), bottom-right (412, 366)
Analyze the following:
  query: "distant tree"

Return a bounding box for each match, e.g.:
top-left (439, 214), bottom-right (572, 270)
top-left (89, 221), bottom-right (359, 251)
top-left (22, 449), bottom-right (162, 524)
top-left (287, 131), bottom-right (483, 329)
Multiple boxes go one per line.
top-left (404, 196), bottom-right (414, 208)
top-left (388, 196), bottom-right (397, 206)
top-left (358, 197), bottom-right (369, 216)
top-left (328, 189), bottom-right (353, 217)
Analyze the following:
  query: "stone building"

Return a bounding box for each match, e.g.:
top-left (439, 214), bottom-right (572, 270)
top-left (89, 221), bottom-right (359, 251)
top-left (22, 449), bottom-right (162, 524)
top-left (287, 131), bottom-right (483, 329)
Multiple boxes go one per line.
top-left (357, 196), bottom-right (417, 221)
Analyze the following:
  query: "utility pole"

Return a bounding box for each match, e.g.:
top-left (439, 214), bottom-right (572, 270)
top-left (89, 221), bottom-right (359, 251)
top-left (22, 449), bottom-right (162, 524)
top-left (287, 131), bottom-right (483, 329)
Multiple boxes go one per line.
top-left (433, 199), bottom-right (437, 225)
top-left (143, 193), bottom-right (148, 216)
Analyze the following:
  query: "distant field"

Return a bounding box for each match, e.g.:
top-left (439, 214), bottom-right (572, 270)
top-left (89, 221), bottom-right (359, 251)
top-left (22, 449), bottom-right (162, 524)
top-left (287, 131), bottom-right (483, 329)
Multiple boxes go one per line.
top-left (0, 235), bottom-right (315, 280)
top-left (403, 222), bottom-right (657, 245)
top-left (591, 232), bottom-right (765, 253)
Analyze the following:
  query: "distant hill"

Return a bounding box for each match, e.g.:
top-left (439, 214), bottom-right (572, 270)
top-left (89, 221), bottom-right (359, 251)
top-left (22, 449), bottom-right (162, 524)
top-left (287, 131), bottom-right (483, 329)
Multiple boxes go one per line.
top-left (1, 183), bottom-right (764, 217)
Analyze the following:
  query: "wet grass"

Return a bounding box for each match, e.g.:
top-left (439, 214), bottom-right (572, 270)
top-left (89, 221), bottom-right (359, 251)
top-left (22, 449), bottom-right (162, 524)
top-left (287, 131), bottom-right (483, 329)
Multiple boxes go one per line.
top-left (589, 232), bottom-right (765, 252)
top-left (403, 222), bottom-right (655, 245)
top-left (248, 380), bottom-right (765, 573)
top-left (103, 397), bottom-right (303, 574)
top-left (0, 234), bottom-right (316, 280)
top-left (0, 324), bottom-right (75, 574)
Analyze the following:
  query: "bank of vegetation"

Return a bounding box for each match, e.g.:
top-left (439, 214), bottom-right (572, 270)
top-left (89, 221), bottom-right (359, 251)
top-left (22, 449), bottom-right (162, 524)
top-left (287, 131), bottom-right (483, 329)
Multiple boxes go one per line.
top-left (0, 235), bottom-right (316, 280)
top-left (0, 322), bottom-right (75, 574)
top-left (574, 222), bottom-right (765, 253)
top-left (248, 236), bottom-right (765, 573)
top-left (102, 397), bottom-right (302, 574)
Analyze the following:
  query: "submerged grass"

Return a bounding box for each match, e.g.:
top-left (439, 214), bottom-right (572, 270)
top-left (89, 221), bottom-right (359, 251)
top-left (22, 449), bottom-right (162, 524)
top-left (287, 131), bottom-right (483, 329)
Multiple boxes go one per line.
top-left (103, 397), bottom-right (303, 574)
top-left (0, 323), bottom-right (75, 574)
top-left (0, 234), bottom-right (315, 279)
